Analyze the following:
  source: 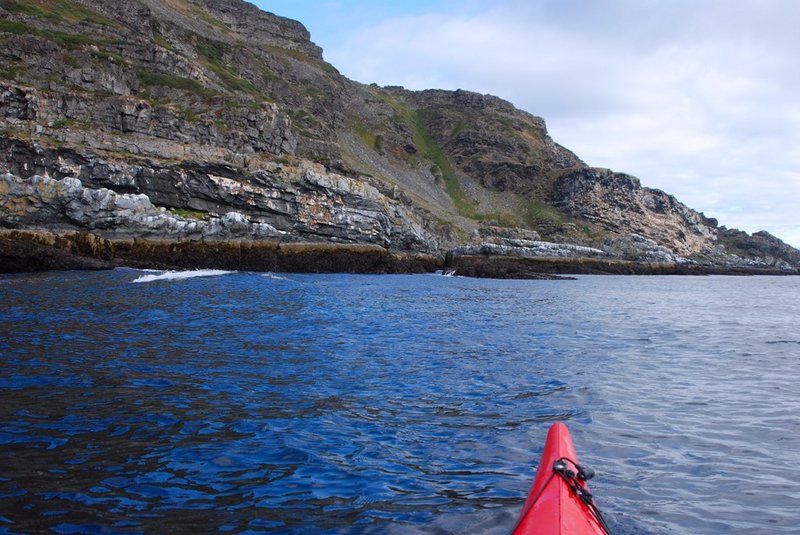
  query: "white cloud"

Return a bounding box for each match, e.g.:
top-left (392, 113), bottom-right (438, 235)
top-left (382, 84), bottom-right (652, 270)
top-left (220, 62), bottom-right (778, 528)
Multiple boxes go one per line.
top-left (319, 0), bottom-right (800, 247)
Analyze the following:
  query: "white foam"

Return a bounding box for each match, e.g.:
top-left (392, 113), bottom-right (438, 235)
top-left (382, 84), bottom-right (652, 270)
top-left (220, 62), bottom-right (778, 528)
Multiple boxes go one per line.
top-left (262, 272), bottom-right (292, 282)
top-left (131, 269), bottom-right (233, 283)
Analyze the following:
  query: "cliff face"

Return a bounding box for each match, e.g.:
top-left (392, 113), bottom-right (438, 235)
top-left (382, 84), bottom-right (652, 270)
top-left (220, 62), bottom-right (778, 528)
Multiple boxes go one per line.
top-left (1, 0), bottom-right (798, 272)
top-left (0, 149), bottom-right (432, 250)
top-left (552, 168), bottom-right (718, 256)
top-left (410, 89), bottom-right (583, 199)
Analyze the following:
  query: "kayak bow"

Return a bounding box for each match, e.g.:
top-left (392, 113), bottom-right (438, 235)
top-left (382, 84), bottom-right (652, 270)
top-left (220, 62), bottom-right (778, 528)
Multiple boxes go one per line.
top-left (513, 423), bottom-right (610, 534)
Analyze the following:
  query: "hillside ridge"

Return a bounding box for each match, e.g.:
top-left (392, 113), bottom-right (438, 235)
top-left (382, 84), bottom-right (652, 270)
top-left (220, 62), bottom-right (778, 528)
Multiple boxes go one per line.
top-left (1, 0), bottom-right (798, 274)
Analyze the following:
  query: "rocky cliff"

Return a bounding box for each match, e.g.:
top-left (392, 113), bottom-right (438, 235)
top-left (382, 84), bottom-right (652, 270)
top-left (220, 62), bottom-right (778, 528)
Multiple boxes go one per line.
top-left (1, 0), bottom-right (798, 274)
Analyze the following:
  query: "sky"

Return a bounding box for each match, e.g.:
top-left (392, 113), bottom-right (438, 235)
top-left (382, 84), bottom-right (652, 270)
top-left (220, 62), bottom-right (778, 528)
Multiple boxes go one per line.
top-left (253, 0), bottom-right (800, 248)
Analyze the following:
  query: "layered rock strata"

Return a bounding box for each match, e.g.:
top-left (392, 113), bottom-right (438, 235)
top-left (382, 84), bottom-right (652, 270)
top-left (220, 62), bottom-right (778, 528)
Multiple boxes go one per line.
top-left (552, 168), bottom-right (719, 256)
top-left (0, 168), bottom-right (432, 250)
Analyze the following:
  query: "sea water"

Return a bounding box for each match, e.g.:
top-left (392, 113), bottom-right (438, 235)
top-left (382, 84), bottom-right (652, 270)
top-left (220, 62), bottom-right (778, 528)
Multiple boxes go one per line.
top-left (1, 270), bottom-right (798, 534)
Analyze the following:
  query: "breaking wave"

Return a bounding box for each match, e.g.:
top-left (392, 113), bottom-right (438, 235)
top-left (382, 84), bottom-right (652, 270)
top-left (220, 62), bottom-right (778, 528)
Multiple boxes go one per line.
top-left (131, 269), bottom-right (234, 283)
top-left (262, 272), bottom-right (293, 282)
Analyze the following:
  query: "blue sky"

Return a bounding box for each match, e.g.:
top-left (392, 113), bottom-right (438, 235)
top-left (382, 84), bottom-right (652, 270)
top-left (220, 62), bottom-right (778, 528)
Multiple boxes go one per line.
top-left (253, 1), bottom-right (800, 248)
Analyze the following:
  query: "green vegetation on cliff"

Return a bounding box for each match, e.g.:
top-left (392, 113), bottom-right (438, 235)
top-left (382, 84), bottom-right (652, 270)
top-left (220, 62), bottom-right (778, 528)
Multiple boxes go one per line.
top-left (0, 18), bottom-right (96, 48)
top-left (137, 70), bottom-right (217, 98)
top-left (372, 90), bottom-right (476, 217)
top-left (0, 0), bottom-right (115, 26)
top-left (194, 36), bottom-right (260, 96)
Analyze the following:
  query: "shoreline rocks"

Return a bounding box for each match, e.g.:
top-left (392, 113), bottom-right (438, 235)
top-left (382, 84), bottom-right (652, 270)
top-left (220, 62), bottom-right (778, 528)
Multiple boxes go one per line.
top-left (2, 172), bottom-right (797, 278)
top-left (2, 228), bottom-right (797, 278)
top-left (0, 229), bottom-right (442, 274)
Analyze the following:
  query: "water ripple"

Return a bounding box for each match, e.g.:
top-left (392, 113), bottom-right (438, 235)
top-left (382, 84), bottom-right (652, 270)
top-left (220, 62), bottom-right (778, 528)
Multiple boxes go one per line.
top-left (1, 272), bottom-right (799, 533)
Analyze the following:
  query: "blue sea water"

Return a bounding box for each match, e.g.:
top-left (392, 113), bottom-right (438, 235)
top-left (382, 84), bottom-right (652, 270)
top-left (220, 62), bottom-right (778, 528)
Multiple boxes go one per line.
top-left (1, 269), bottom-right (799, 534)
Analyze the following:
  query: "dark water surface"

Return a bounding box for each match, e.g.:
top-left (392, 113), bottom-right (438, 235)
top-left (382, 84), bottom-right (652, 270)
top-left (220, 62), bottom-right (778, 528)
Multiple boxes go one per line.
top-left (1, 270), bottom-right (799, 534)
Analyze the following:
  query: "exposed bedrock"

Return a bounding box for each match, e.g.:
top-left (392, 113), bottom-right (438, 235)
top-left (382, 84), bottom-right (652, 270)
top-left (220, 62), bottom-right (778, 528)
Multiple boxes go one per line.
top-left (0, 229), bottom-right (442, 274)
top-left (0, 160), bottom-right (434, 251)
top-left (552, 168), bottom-right (718, 257)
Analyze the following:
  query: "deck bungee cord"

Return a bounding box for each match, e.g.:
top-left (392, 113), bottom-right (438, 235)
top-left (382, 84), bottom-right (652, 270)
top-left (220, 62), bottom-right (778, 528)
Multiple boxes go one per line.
top-left (512, 423), bottom-right (611, 535)
top-left (514, 457), bottom-right (611, 534)
top-left (552, 457), bottom-right (612, 535)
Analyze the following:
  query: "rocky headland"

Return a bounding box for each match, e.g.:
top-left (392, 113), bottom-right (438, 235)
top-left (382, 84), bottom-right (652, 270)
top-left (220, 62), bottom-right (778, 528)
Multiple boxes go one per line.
top-left (1, 0), bottom-right (798, 277)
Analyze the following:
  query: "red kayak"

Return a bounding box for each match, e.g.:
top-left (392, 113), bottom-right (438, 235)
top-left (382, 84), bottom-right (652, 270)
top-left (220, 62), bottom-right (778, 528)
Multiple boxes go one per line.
top-left (513, 423), bottom-right (610, 534)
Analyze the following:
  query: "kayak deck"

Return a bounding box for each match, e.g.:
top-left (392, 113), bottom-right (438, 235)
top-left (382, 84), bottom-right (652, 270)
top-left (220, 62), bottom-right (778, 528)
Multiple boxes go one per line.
top-left (513, 423), bottom-right (609, 534)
